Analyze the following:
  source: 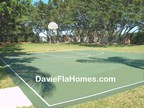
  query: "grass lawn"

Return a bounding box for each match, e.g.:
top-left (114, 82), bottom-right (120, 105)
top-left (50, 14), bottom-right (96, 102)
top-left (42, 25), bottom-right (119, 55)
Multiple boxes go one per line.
top-left (18, 43), bottom-right (144, 53)
top-left (0, 62), bottom-right (15, 89)
top-left (0, 43), bottom-right (144, 108)
top-left (68, 85), bottom-right (144, 108)
top-left (0, 43), bottom-right (144, 53)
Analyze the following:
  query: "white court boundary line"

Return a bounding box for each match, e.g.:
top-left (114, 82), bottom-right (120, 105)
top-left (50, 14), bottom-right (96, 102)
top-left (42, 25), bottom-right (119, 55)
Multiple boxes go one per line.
top-left (40, 51), bottom-right (104, 58)
top-left (0, 58), bottom-right (144, 107)
top-left (0, 58), bottom-right (51, 107)
top-left (50, 80), bottom-right (144, 106)
top-left (6, 50), bottom-right (104, 59)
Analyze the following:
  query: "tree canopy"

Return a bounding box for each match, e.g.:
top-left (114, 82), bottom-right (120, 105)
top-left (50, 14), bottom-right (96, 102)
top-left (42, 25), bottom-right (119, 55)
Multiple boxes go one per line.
top-left (0, 0), bottom-right (144, 44)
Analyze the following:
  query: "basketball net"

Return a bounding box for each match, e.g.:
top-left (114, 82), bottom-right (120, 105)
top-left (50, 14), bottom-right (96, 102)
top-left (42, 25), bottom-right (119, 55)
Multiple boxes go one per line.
top-left (51, 28), bottom-right (56, 34)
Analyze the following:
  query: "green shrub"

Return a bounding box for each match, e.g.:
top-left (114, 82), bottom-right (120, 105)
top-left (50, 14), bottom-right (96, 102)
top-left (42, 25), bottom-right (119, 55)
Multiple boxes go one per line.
top-left (131, 32), bottom-right (144, 45)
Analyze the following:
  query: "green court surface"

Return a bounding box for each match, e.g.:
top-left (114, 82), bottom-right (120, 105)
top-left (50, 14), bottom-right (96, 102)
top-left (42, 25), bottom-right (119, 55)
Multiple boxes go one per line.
top-left (1, 50), bottom-right (144, 108)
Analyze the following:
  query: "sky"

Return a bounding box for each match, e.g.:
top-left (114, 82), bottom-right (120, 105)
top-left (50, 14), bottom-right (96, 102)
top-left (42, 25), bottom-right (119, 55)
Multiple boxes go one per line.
top-left (32, 0), bottom-right (49, 4)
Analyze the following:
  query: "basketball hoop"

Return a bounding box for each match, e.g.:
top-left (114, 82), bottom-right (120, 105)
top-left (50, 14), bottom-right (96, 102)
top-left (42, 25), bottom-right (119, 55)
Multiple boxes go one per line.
top-left (48, 22), bottom-right (58, 35)
top-left (48, 22), bottom-right (58, 30)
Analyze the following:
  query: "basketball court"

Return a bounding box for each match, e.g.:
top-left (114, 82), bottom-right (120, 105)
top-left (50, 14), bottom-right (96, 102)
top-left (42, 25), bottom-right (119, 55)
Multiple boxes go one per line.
top-left (1, 50), bottom-right (144, 108)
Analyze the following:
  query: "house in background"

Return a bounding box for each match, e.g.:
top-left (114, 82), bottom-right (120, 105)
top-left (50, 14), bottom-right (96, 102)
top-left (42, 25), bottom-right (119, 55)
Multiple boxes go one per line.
top-left (39, 32), bottom-right (47, 42)
top-left (38, 30), bottom-right (73, 42)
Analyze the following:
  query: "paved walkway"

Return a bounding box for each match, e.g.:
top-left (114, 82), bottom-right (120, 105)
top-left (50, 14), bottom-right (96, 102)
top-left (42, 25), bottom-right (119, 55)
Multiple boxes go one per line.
top-left (0, 86), bottom-right (32, 108)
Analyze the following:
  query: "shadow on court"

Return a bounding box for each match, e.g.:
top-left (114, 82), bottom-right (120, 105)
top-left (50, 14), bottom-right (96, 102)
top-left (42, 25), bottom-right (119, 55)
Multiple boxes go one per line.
top-left (0, 44), bottom-right (55, 98)
top-left (77, 57), bottom-right (144, 70)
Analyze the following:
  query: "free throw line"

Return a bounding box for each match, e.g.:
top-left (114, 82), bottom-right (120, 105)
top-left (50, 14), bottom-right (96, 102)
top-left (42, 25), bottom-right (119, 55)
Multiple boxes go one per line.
top-left (42, 51), bottom-right (104, 58)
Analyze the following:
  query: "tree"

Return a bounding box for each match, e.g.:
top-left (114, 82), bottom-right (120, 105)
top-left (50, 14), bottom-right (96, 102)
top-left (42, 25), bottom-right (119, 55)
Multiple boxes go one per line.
top-left (1, 0), bottom-right (143, 44)
top-left (0, 0), bottom-right (32, 42)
